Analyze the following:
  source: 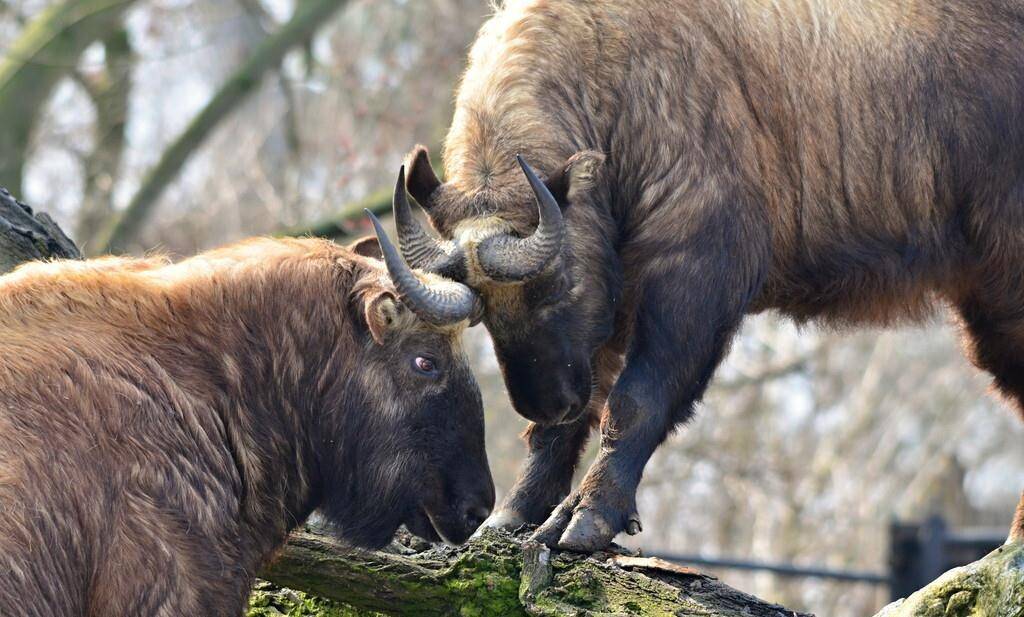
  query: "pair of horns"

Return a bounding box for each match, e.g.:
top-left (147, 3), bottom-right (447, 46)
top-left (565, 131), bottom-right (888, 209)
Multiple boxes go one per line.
top-left (366, 172), bottom-right (481, 327)
top-left (367, 156), bottom-right (565, 326)
top-left (393, 155), bottom-right (565, 283)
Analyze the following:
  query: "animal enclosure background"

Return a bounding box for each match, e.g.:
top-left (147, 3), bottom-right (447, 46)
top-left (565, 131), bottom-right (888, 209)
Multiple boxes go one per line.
top-left (3, 1), bottom-right (1023, 615)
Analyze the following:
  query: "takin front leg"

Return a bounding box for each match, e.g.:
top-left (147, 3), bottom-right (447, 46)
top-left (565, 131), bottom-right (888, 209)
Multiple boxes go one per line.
top-left (532, 203), bottom-right (768, 551)
top-left (481, 348), bottom-right (624, 531)
top-left (482, 412), bottom-right (595, 530)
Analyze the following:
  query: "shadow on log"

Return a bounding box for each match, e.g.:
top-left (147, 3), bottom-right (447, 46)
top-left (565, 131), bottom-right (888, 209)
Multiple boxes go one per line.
top-left (256, 527), bottom-right (812, 617)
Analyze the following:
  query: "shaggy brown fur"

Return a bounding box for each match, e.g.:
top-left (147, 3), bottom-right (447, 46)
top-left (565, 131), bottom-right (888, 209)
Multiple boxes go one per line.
top-left (0, 237), bottom-right (493, 616)
top-left (405, 0), bottom-right (1024, 551)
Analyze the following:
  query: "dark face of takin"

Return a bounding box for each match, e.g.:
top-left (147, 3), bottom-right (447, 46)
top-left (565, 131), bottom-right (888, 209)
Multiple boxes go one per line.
top-left (400, 147), bottom-right (618, 427)
top-left (480, 254), bottom-right (611, 426)
top-left (317, 238), bottom-right (494, 549)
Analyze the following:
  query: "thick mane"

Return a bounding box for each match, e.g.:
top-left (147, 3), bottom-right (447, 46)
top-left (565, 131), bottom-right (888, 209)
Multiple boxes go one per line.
top-left (0, 237), bottom-right (349, 330)
top-left (444, 0), bottom-right (623, 198)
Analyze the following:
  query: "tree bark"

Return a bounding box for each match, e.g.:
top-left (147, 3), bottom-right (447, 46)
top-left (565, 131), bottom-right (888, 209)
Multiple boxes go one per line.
top-left (255, 528), bottom-right (813, 617)
top-left (94, 0), bottom-right (351, 255)
top-left (0, 189), bottom-right (80, 274)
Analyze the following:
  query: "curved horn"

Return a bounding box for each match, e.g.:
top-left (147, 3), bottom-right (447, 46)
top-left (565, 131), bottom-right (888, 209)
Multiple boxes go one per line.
top-left (393, 166), bottom-right (446, 269)
top-left (476, 155), bottom-right (565, 282)
top-left (366, 210), bottom-right (480, 326)
top-left (392, 166), bottom-right (468, 281)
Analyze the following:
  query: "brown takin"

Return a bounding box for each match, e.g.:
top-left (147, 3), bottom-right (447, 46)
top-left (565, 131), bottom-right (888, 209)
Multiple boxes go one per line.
top-left (389, 0), bottom-right (1024, 551)
top-left (0, 216), bottom-right (494, 616)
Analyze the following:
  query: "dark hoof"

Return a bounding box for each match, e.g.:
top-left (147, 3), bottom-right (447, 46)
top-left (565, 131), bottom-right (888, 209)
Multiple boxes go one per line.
top-left (626, 516), bottom-right (642, 535)
top-left (530, 502), bottom-right (575, 548)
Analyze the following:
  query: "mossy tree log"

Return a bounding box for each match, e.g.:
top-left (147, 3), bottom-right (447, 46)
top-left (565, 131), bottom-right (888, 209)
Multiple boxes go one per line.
top-left (256, 528), bottom-right (811, 617)
top-left (873, 542), bottom-right (1023, 617)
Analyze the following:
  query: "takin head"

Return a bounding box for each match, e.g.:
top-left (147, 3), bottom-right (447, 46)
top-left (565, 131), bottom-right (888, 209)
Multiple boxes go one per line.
top-left (390, 147), bottom-right (618, 427)
top-left (319, 215), bottom-right (494, 548)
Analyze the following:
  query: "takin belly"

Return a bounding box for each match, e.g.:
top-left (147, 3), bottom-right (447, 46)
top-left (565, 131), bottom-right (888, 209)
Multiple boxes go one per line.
top-left (750, 214), bottom-right (969, 327)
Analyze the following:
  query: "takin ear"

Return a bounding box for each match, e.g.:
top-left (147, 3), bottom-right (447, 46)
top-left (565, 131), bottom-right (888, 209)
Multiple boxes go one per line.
top-left (405, 144), bottom-right (442, 208)
top-left (348, 235), bottom-right (382, 260)
top-left (363, 291), bottom-right (402, 345)
top-left (544, 150), bottom-right (606, 207)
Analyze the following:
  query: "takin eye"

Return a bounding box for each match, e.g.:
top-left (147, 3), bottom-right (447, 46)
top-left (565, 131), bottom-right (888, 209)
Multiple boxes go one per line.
top-left (412, 356), bottom-right (439, 376)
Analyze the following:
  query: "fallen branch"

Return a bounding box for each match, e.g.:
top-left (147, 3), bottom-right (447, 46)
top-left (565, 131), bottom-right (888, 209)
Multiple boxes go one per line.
top-left (257, 527), bottom-right (812, 616)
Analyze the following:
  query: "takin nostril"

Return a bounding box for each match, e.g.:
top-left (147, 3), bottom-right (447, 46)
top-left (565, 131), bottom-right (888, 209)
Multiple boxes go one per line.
top-left (464, 505), bottom-right (491, 530)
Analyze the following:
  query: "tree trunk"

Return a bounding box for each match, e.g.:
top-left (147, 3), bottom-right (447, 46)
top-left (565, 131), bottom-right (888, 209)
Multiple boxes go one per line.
top-left (75, 25), bottom-right (133, 250)
top-left (94, 0), bottom-right (351, 254)
top-left (256, 528), bottom-right (813, 617)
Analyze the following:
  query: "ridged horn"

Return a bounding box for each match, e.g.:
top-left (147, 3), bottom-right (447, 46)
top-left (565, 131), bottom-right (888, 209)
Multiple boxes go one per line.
top-left (392, 166), bottom-right (468, 281)
top-left (393, 166), bottom-right (446, 268)
top-left (366, 210), bottom-right (480, 326)
top-left (476, 155), bottom-right (565, 282)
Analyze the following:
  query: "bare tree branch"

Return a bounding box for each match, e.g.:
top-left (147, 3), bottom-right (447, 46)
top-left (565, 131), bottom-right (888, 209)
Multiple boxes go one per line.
top-left (0, 0), bottom-right (138, 196)
top-left (94, 0), bottom-right (351, 254)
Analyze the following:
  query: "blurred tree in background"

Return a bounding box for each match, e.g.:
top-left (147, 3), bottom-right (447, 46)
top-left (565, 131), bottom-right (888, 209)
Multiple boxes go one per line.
top-left (2, 1), bottom-right (1022, 615)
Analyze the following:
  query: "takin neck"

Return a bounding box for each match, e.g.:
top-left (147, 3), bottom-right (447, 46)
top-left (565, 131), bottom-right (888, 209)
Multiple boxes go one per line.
top-left (438, 0), bottom-right (628, 276)
top-left (442, 0), bottom-right (627, 201)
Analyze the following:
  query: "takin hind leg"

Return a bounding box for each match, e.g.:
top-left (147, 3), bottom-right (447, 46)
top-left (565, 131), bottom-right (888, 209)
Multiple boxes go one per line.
top-left (956, 289), bottom-right (1024, 543)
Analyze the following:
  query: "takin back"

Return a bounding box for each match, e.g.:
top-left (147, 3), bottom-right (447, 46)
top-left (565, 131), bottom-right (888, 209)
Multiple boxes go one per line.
top-left (0, 227), bottom-right (494, 616)
top-left (386, 0), bottom-right (1024, 551)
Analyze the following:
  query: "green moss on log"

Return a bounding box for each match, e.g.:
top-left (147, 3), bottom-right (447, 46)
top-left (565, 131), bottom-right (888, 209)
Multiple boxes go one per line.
top-left (247, 580), bottom-right (366, 617)
top-left (259, 528), bottom-right (811, 617)
top-left (874, 542), bottom-right (1024, 617)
